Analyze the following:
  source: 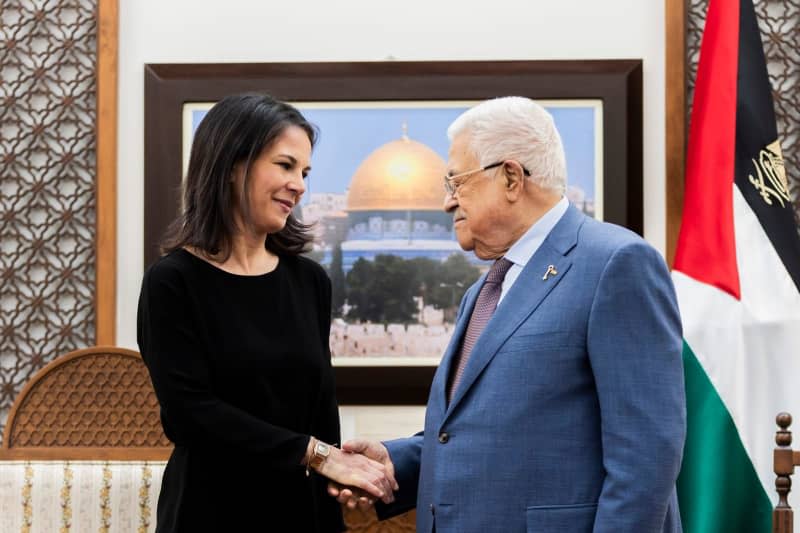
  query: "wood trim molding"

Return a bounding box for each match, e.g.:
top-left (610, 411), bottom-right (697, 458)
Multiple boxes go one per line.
top-left (95, 0), bottom-right (118, 345)
top-left (0, 447), bottom-right (172, 461)
top-left (665, 0), bottom-right (688, 267)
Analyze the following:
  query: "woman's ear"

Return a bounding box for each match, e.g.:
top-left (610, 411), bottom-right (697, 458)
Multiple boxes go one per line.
top-left (230, 162), bottom-right (243, 183)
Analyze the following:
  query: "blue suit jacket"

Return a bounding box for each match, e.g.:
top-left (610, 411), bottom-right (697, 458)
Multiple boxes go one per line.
top-left (380, 206), bottom-right (686, 533)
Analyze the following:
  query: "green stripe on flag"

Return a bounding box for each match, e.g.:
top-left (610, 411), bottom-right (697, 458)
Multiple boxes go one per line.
top-left (677, 341), bottom-right (772, 532)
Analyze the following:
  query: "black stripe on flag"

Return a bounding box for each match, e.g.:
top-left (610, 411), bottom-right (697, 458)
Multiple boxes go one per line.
top-left (733, 0), bottom-right (800, 293)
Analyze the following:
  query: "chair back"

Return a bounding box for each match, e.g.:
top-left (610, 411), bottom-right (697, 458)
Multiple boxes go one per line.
top-left (0, 345), bottom-right (172, 460)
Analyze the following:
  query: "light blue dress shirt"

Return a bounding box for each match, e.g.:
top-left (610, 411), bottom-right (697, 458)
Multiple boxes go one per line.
top-left (499, 196), bottom-right (569, 304)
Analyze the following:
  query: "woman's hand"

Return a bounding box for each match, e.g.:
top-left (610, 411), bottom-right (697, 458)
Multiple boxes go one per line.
top-left (314, 445), bottom-right (396, 504)
top-left (326, 438), bottom-right (399, 509)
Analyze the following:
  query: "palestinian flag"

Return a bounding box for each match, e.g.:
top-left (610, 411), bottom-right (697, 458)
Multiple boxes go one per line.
top-left (672, 0), bottom-right (800, 531)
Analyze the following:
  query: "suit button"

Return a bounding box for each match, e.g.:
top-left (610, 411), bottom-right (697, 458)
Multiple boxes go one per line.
top-left (429, 503), bottom-right (435, 515)
top-left (438, 432), bottom-right (449, 443)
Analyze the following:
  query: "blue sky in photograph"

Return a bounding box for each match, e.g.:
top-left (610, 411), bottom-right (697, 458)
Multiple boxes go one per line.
top-left (298, 106), bottom-right (462, 195)
top-left (190, 103), bottom-right (598, 203)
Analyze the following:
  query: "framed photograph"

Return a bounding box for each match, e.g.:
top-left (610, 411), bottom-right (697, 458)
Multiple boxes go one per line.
top-left (145, 61), bottom-right (642, 404)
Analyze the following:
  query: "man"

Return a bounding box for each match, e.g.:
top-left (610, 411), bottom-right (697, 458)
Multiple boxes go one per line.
top-left (334, 97), bottom-right (686, 532)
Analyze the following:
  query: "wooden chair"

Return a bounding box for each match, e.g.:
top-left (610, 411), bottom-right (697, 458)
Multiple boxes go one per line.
top-left (0, 345), bottom-right (415, 531)
top-left (774, 412), bottom-right (800, 533)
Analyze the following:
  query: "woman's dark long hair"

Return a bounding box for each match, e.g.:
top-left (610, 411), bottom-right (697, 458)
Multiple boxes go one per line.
top-left (161, 93), bottom-right (317, 260)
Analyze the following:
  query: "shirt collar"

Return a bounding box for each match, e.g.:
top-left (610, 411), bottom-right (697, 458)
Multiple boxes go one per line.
top-left (504, 196), bottom-right (569, 268)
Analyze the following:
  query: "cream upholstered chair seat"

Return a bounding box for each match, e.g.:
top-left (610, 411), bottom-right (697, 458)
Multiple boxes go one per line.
top-left (0, 460), bottom-right (165, 532)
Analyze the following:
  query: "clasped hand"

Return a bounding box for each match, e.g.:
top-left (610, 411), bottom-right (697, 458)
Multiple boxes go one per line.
top-left (315, 439), bottom-right (398, 507)
top-left (325, 439), bottom-right (397, 509)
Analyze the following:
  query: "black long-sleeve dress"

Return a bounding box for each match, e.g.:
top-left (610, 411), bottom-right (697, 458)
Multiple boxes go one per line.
top-left (137, 249), bottom-right (345, 532)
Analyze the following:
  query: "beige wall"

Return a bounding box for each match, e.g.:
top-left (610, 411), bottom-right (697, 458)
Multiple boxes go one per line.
top-left (117, 0), bottom-right (666, 439)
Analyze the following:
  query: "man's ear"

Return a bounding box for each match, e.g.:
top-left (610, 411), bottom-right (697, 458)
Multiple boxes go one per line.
top-left (503, 160), bottom-right (526, 201)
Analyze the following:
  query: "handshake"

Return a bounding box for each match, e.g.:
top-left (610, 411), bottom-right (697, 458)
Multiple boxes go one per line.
top-left (305, 438), bottom-right (398, 510)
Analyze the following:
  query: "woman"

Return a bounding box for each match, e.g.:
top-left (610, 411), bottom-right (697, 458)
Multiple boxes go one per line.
top-left (137, 94), bottom-right (395, 532)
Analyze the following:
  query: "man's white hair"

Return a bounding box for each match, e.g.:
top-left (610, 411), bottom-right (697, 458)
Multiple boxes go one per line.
top-left (447, 96), bottom-right (567, 194)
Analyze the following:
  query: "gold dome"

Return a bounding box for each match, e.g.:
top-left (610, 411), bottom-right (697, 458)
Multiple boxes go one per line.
top-left (346, 135), bottom-right (446, 211)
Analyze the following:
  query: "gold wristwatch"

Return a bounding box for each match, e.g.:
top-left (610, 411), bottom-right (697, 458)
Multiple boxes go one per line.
top-left (308, 440), bottom-right (331, 472)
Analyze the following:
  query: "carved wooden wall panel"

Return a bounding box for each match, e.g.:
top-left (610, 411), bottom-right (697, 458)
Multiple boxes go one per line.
top-left (0, 1), bottom-right (98, 443)
top-left (687, 0), bottom-right (799, 221)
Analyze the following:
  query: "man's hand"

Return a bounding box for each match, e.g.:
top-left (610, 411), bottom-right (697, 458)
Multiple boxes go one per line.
top-left (327, 439), bottom-right (398, 509)
top-left (315, 444), bottom-right (395, 504)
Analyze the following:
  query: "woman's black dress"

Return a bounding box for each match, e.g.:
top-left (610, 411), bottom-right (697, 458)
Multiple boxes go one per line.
top-left (137, 249), bottom-right (344, 532)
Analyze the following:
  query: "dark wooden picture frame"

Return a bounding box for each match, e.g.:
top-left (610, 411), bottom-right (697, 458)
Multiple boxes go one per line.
top-left (144, 60), bottom-right (642, 404)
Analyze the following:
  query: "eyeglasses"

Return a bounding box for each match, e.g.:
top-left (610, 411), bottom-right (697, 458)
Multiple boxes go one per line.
top-left (443, 160), bottom-right (531, 196)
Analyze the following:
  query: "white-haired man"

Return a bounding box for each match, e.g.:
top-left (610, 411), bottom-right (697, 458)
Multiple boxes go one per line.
top-left (333, 97), bottom-right (686, 533)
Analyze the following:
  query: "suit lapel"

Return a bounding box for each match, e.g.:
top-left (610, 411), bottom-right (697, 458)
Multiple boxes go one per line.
top-left (442, 205), bottom-right (585, 422)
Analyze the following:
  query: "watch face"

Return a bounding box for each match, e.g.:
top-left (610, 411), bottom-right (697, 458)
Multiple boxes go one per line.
top-left (316, 442), bottom-right (330, 456)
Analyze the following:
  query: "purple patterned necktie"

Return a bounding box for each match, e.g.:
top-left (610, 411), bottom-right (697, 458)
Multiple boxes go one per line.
top-left (448, 257), bottom-right (514, 404)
